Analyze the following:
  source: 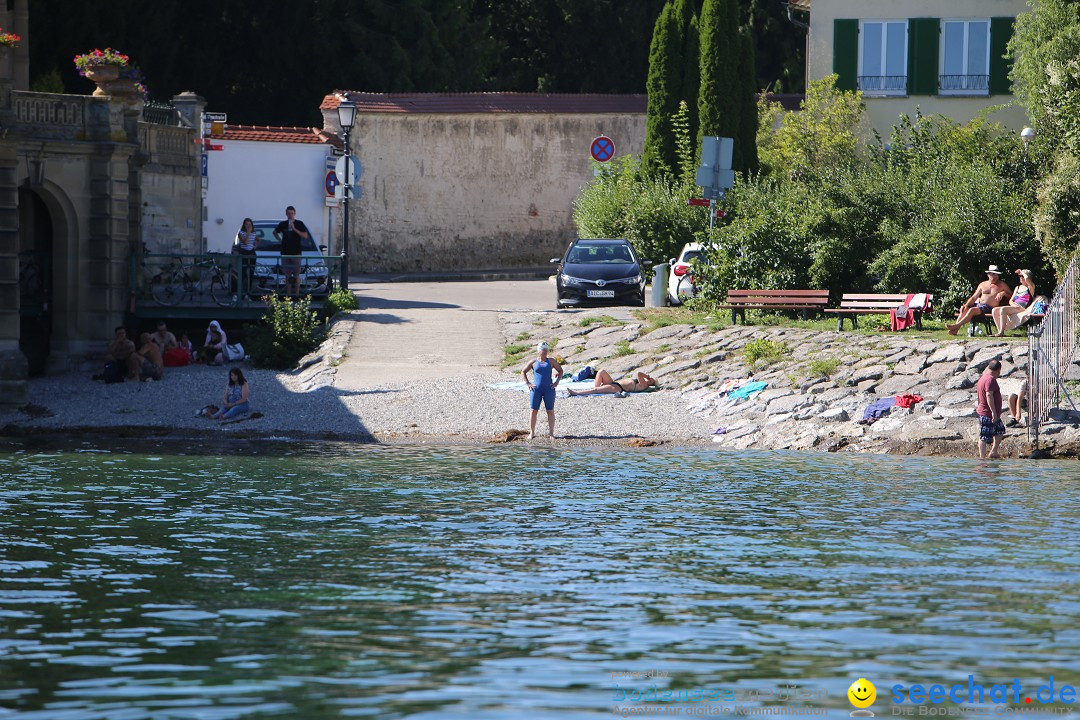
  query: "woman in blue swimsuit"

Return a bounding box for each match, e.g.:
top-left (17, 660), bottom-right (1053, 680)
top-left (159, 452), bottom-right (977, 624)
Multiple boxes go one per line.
top-left (521, 341), bottom-right (563, 439)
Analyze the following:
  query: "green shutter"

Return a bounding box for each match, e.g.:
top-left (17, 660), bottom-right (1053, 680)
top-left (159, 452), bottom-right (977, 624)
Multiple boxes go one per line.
top-left (989, 16), bottom-right (1015, 95)
top-left (833, 19), bottom-right (858, 91)
top-left (907, 18), bottom-right (939, 95)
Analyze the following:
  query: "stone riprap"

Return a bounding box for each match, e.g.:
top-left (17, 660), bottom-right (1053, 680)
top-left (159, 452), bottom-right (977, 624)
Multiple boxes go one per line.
top-left (505, 309), bottom-right (1080, 457)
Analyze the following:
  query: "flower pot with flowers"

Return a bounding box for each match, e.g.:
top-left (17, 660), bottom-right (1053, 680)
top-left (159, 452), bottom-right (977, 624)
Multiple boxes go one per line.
top-left (0, 29), bottom-right (21, 49)
top-left (73, 48), bottom-right (130, 96)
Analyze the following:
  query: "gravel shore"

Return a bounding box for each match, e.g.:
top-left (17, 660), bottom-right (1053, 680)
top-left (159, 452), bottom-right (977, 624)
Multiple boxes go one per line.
top-left (0, 314), bottom-right (714, 447)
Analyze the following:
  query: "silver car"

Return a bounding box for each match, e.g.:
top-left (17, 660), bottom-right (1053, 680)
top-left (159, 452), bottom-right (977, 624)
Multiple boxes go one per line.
top-left (249, 220), bottom-right (331, 295)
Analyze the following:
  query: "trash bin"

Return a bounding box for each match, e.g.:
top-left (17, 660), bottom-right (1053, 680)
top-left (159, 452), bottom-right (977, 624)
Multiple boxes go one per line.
top-left (651, 262), bottom-right (670, 307)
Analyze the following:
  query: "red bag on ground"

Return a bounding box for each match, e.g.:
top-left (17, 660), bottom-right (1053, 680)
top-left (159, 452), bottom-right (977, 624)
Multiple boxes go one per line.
top-left (163, 347), bottom-right (190, 367)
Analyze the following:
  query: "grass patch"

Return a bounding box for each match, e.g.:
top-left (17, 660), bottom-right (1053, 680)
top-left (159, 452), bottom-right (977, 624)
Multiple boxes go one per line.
top-left (575, 344), bottom-right (586, 353)
top-left (501, 343), bottom-right (532, 368)
top-left (613, 340), bottom-right (635, 357)
top-left (634, 307), bottom-right (730, 335)
top-left (743, 339), bottom-right (788, 370)
top-left (657, 344), bottom-right (671, 354)
top-left (515, 331), bottom-right (531, 341)
top-left (579, 315), bottom-right (625, 328)
top-left (807, 357), bottom-right (841, 378)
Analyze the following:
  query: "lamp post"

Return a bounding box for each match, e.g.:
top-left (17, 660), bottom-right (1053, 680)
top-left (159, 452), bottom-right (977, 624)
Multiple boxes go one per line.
top-left (1021, 126), bottom-right (1035, 181)
top-left (337, 99), bottom-right (356, 292)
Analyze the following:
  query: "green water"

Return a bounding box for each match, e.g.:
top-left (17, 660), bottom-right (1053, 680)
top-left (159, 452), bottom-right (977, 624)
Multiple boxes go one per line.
top-left (0, 440), bottom-right (1078, 719)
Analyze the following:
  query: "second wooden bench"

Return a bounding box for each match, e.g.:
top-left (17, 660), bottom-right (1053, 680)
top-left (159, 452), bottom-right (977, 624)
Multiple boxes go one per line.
top-left (824, 293), bottom-right (933, 331)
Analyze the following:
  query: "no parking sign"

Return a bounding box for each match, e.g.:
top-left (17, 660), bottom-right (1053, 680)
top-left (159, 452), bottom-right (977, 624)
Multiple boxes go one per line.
top-left (590, 135), bottom-right (615, 162)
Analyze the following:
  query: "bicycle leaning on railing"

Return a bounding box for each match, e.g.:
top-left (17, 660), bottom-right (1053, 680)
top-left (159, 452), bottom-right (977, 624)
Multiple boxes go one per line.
top-left (150, 255), bottom-right (239, 307)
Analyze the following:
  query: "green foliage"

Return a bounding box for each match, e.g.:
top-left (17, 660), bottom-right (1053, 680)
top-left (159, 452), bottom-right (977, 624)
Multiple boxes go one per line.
top-left (29, 68), bottom-right (64, 93)
top-left (572, 155), bottom-right (709, 271)
top-left (1035, 154), bottom-right (1080, 274)
top-left (697, 0), bottom-right (742, 167)
top-left (680, 11), bottom-right (701, 154)
top-left (672, 101), bottom-right (695, 187)
top-left (757, 75), bottom-right (864, 180)
top-left (579, 315), bottom-right (625, 327)
top-left (807, 357), bottom-right (840, 378)
top-left (502, 343), bottom-right (531, 368)
top-left (613, 340), bottom-right (635, 357)
top-left (246, 295), bottom-right (322, 370)
top-left (743, 339), bottom-right (787, 370)
top-left (323, 287), bottom-right (359, 316)
top-left (1008, 0), bottom-right (1080, 144)
top-left (736, 26), bottom-right (759, 174)
top-left (642, 2), bottom-right (683, 178)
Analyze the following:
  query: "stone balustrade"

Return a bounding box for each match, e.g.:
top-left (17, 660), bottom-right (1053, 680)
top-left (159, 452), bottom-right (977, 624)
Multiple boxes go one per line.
top-left (12, 91), bottom-right (90, 140)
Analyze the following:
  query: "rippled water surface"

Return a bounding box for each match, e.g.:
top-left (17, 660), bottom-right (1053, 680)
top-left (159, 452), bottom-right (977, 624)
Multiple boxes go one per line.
top-left (1, 440), bottom-right (1079, 719)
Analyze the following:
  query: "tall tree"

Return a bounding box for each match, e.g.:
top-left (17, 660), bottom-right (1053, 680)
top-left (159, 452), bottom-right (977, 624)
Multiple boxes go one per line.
top-left (697, 0), bottom-right (742, 169)
top-left (735, 26), bottom-right (759, 173)
top-left (642, 3), bottom-right (683, 177)
top-left (681, 11), bottom-right (701, 161)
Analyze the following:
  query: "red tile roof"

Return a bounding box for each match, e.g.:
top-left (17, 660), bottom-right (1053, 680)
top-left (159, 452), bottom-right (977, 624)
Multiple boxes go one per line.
top-left (320, 92), bottom-right (648, 114)
top-left (220, 125), bottom-right (329, 144)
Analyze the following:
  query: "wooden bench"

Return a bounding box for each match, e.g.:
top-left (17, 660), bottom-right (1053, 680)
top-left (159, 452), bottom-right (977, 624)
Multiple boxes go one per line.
top-left (718, 289), bottom-right (831, 325)
top-left (824, 293), bottom-right (933, 331)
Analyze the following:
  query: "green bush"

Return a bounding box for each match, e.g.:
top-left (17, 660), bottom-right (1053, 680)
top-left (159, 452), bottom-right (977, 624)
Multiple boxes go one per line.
top-left (743, 339), bottom-right (787, 370)
top-left (246, 295), bottom-right (322, 370)
top-left (807, 358), bottom-right (840, 378)
top-left (324, 287), bottom-right (359, 316)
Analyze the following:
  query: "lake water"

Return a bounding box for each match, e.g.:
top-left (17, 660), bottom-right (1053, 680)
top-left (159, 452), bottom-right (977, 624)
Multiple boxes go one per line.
top-left (1, 439), bottom-right (1079, 719)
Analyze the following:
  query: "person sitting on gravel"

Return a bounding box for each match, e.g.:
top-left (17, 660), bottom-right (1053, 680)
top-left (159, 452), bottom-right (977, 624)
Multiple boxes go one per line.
top-left (567, 369), bottom-right (658, 396)
top-left (101, 326), bottom-right (136, 382)
top-left (946, 265), bottom-right (1010, 335)
top-left (201, 320), bottom-right (227, 365)
top-left (134, 332), bottom-right (164, 381)
top-left (211, 367), bottom-right (251, 421)
top-left (151, 321), bottom-right (178, 350)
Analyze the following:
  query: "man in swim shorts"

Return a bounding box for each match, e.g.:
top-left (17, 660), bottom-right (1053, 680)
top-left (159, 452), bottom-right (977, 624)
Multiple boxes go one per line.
top-left (946, 265), bottom-right (1010, 335)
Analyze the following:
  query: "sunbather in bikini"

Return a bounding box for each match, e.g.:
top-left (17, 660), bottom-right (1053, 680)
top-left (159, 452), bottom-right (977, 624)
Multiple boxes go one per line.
top-left (567, 369), bottom-right (658, 396)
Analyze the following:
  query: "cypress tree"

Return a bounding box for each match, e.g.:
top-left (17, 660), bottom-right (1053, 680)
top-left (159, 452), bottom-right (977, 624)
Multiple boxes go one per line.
top-left (642, 3), bottom-right (682, 177)
top-left (681, 12), bottom-right (700, 163)
top-left (735, 25), bottom-right (759, 174)
top-left (697, 0), bottom-right (741, 170)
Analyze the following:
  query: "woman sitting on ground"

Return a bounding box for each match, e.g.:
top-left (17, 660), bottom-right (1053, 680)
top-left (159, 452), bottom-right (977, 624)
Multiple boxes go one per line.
top-left (567, 369), bottom-right (658, 396)
top-left (202, 320), bottom-right (227, 365)
top-left (211, 367), bottom-right (250, 420)
top-left (992, 269), bottom-right (1036, 336)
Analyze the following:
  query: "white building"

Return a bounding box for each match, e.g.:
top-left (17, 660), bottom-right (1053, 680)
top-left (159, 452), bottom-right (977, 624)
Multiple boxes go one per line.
top-left (202, 124), bottom-right (338, 254)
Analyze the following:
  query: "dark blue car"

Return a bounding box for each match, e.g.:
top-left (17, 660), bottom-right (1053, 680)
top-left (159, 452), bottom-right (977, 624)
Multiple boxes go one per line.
top-left (552, 238), bottom-right (649, 309)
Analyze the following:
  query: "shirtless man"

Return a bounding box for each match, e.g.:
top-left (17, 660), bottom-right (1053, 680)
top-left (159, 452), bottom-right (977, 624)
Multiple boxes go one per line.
top-left (946, 265), bottom-right (1010, 335)
top-left (567, 369), bottom-right (658, 396)
top-left (133, 332), bottom-right (164, 381)
top-left (104, 326), bottom-right (137, 380)
top-left (150, 321), bottom-right (177, 350)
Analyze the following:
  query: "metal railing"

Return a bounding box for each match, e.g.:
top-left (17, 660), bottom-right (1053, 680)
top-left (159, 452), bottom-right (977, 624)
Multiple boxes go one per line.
top-left (142, 101), bottom-right (182, 126)
top-left (939, 74), bottom-right (989, 92)
top-left (131, 251), bottom-right (341, 311)
top-left (857, 75), bottom-right (907, 93)
top-left (1028, 257), bottom-right (1080, 447)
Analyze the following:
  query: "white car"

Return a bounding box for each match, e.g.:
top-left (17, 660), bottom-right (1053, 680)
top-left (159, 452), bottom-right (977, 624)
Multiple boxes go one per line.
top-left (667, 242), bottom-right (704, 306)
top-left (250, 220), bottom-right (331, 296)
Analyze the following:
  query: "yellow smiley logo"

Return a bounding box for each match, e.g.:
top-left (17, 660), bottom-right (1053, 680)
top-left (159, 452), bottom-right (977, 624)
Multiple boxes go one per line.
top-left (848, 678), bottom-right (877, 709)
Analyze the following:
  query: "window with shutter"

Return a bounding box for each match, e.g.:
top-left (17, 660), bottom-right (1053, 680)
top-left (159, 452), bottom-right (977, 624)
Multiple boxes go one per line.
top-left (988, 17), bottom-right (1015, 95)
top-left (908, 18), bottom-right (940, 96)
top-left (833, 19), bottom-right (859, 92)
top-left (858, 20), bottom-right (908, 95)
top-left (939, 19), bottom-right (990, 95)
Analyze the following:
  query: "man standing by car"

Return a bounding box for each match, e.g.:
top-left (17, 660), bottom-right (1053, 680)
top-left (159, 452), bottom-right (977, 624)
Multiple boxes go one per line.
top-left (273, 206), bottom-right (309, 297)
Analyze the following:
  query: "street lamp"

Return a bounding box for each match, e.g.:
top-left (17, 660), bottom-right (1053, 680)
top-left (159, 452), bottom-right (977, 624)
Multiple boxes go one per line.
top-left (337, 99), bottom-right (356, 292)
top-left (1021, 126), bottom-right (1036, 146)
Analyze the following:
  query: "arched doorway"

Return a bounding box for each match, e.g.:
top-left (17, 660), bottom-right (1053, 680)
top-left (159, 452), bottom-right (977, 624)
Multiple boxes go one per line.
top-left (18, 187), bottom-right (52, 376)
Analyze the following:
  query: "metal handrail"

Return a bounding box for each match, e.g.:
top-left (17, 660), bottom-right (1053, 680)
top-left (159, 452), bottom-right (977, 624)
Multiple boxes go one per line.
top-left (1028, 257), bottom-right (1080, 448)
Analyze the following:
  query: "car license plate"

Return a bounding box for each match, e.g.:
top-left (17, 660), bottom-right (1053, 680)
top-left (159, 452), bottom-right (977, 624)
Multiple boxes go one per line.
top-left (588, 289), bottom-right (615, 298)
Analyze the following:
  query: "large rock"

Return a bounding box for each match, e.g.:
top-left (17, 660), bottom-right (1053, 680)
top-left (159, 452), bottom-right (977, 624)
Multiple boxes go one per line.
top-left (925, 361), bottom-right (962, 380)
top-left (883, 347), bottom-right (914, 364)
top-left (857, 379), bottom-right (879, 394)
top-left (757, 387), bottom-right (794, 403)
top-left (768, 394), bottom-right (811, 414)
top-left (937, 390), bottom-right (973, 406)
top-left (904, 419), bottom-right (964, 442)
top-left (927, 344), bottom-right (966, 364)
top-left (875, 375), bottom-right (925, 396)
top-left (968, 347), bottom-right (1006, 372)
top-left (820, 408), bottom-right (850, 422)
top-left (932, 406), bottom-right (976, 419)
top-left (895, 354), bottom-right (928, 375)
top-left (945, 373), bottom-right (978, 390)
top-left (818, 387), bottom-right (856, 404)
top-left (852, 365), bottom-right (888, 384)
top-left (642, 324), bottom-right (695, 341)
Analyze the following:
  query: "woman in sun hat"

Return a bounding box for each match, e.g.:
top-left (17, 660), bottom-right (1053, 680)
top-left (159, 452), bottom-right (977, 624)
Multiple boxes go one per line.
top-left (520, 341), bottom-right (563, 439)
top-left (991, 268), bottom-right (1036, 336)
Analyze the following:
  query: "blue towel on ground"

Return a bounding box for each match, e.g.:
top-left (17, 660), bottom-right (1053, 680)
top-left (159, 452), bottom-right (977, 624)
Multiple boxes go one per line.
top-left (727, 381), bottom-right (768, 400)
top-left (861, 397), bottom-right (897, 424)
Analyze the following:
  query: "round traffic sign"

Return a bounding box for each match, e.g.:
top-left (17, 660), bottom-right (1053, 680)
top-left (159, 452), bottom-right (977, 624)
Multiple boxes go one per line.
top-left (325, 170), bottom-right (339, 197)
top-left (591, 135), bottom-right (615, 162)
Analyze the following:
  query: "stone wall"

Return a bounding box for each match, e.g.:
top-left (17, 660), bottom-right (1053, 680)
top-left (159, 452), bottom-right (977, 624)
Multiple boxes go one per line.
top-left (138, 123), bottom-right (201, 254)
top-left (344, 112), bottom-right (646, 272)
